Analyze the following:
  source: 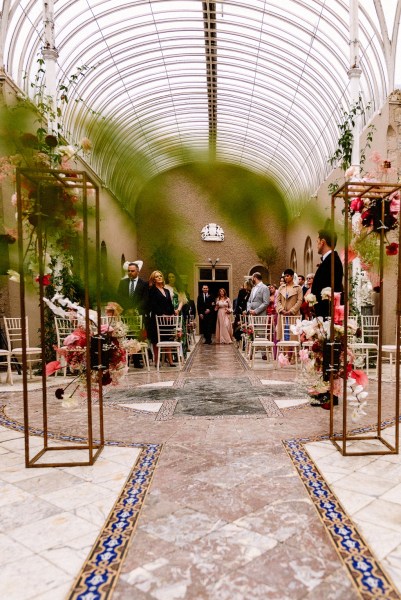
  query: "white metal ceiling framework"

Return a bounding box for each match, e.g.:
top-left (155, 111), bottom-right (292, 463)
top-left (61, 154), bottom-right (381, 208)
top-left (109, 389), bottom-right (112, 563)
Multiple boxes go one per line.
top-left (0, 0), bottom-right (400, 206)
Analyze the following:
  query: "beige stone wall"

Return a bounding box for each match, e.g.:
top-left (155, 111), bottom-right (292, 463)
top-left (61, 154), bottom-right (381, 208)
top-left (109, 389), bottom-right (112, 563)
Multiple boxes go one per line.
top-left (135, 167), bottom-right (287, 301)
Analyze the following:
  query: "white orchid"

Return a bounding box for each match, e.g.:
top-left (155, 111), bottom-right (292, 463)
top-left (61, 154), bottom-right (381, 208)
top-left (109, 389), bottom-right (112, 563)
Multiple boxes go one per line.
top-left (57, 145), bottom-right (76, 159)
top-left (290, 319), bottom-right (304, 336)
top-left (7, 269), bottom-right (20, 283)
top-left (351, 401), bottom-right (368, 423)
top-left (347, 379), bottom-right (369, 423)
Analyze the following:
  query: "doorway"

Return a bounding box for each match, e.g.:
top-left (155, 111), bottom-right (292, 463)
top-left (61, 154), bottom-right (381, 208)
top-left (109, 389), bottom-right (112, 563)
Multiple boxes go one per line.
top-left (196, 263), bottom-right (231, 300)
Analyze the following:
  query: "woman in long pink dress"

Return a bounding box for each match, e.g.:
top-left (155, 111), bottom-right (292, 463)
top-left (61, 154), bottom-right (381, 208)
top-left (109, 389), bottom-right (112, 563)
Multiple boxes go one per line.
top-left (215, 288), bottom-right (233, 344)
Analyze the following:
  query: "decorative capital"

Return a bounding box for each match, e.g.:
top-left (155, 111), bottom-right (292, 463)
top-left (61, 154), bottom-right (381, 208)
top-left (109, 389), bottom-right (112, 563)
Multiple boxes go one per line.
top-left (42, 47), bottom-right (59, 61)
top-left (201, 223), bottom-right (224, 242)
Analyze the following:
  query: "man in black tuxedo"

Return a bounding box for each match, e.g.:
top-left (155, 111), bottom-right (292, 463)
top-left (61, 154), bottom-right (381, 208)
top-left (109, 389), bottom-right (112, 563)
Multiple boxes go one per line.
top-left (197, 284), bottom-right (215, 344)
top-left (311, 227), bottom-right (344, 408)
top-left (117, 262), bottom-right (148, 367)
top-left (311, 228), bottom-right (343, 318)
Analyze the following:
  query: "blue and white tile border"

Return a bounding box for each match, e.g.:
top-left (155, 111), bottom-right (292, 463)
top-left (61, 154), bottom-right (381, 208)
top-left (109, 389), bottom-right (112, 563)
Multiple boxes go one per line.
top-left (283, 431), bottom-right (401, 599)
top-left (0, 406), bottom-right (162, 600)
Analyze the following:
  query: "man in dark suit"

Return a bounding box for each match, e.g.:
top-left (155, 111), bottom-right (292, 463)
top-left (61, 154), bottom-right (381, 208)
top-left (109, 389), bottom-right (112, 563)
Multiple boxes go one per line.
top-left (117, 262), bottom-right (148, 315)
top-left (117, 262), bottom-right (148, 367)
top-left (311, 228), bottom-right (343, 318)
top-left (311, 226), bottom-right (344, 408)
top-left (197, 284), bottom-right (215, 344)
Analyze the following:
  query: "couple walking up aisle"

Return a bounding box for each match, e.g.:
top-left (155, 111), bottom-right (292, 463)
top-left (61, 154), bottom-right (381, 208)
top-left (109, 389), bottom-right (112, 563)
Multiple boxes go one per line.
top-left (197, 286), bottom-right (233, 344)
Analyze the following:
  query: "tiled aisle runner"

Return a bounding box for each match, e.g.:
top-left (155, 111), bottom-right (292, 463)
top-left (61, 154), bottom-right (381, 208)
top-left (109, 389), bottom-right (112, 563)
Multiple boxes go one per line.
top-left (0, 408), bottom-right (161, 600)
top-left (284, 431), bottom-right (401, 599)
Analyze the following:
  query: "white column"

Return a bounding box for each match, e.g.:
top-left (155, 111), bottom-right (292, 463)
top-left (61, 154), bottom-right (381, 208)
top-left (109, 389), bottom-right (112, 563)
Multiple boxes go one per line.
top-left (42, 1), bottom-right (59, 133)
top-left (348, 0), bottom-right (362, 173)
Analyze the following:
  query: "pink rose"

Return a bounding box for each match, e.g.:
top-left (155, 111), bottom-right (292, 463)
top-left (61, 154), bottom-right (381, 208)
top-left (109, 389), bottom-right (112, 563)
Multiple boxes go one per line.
top-left (390, 196), bottom-right (400, 215)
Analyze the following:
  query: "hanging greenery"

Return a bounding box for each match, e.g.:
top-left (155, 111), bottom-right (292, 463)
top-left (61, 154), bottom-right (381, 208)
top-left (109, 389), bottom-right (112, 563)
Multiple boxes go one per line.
top-left (328, 95), bottom-right (375, 194)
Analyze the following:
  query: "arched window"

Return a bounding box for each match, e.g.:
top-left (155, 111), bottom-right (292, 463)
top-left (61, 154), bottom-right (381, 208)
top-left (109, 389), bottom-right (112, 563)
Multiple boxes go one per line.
top-left (290, 249), bottom-right (297, 273)
top-left (304, 237), bottom-right (313, 275)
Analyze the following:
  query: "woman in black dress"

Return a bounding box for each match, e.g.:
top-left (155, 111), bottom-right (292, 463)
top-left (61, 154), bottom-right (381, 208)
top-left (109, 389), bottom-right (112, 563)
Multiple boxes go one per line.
top-left (148, 270), bottom-right (177, 367)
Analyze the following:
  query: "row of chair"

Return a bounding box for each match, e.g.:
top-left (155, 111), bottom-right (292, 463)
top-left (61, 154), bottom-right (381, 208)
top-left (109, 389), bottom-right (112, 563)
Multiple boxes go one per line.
top-left (0, 313), bottom-right (197, 383)
top-left (0, 317), bottom-right (42, 385)
top-left (55, 314), bottom-right (193, 374)
top-left (241, 314), bottom-right (386, 377)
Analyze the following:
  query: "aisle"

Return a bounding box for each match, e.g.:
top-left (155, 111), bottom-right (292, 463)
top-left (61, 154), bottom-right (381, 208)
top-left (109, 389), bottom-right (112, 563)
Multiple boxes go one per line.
top-left (1, 341), bottom-right (400, 599)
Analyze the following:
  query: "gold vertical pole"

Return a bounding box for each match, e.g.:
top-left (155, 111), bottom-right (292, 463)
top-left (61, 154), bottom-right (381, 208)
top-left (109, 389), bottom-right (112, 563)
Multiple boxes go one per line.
top-left (17, 170), bottom-right (30, 468)
top-left (37, 182), bottom-right (48, 449)
top-left (94, 179), bottom-right (105, 448)
top-left (82, 172), bottom-right (94, 464)
top-left (343, 184), bottom-right (350, 455)
top-left (395, 196), bottom-right (401, 453)
top-left (377, 195), bottom-right (385, 435)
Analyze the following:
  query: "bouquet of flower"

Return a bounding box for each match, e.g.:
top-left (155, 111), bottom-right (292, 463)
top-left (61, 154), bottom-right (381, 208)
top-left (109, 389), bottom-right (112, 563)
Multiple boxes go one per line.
top-left (349, 192), bottom-right (399, 255)
top-left (290, 316), bottom-right (368, 420)
top-left (239, 324), bottom-right (254, 341)
top-left (45, 297), bottom-right (129, 401)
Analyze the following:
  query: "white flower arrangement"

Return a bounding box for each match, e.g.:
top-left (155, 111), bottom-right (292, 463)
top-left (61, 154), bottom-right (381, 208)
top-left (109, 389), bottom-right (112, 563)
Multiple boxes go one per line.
top-left (121, 338), bottom-right (142, 354)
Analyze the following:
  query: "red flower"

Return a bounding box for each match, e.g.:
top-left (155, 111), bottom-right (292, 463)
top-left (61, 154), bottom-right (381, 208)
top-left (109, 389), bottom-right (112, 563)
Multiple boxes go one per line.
top-left (386, 243), bottom-right (399, 256)
top-left (350, 197), bottom-right (364, 213)
top-left (35, 274), bottom-right (52, 286)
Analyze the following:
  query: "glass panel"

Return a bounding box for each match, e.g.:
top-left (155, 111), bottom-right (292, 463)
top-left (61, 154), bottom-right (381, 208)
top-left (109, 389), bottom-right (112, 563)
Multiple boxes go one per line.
top-left (215, 268), bottom-right (228, 281)
top-left (199, 268), bottom-right (212, 280)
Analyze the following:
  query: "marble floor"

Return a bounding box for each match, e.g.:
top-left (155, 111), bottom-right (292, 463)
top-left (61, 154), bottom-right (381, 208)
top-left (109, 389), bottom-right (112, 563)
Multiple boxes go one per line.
top-left (0, 340), bottom-right (401, 599)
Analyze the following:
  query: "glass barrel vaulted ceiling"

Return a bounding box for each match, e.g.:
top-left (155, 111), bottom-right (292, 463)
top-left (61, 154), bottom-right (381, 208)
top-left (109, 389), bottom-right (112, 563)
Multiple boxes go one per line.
top-left (1, 0), bottom-right (400, 206)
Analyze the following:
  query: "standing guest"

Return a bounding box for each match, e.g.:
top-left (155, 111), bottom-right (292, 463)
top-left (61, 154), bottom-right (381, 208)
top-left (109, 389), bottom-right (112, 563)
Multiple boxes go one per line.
top-left (215, 288), bottom-right (233, 344)
top-left (311, 227), bottom-right (343, 318)
top-left (234, 281), bottom-right (252, 323)
top-left (117, 261), bottom-right (148, 316)
top-left (247, 272), bottom-right (269, 315)
top-left (147, 271), bottom-right (177, 367)
top-left (266, 284), bottom-right (278, 316)
top-left (310, 225), bottom-right (344, 408)
top-left (298, 275), bottom-right (307, 295)
top-left (116, 262), bottom-right (148, 368)
top-left (165, 272), bottom-right (188, 313)
top-left (300, 273), bottom-right (315, 319)
top-left (276, 269), bottom-right (303, 340)
top-left (197, 284), bottom-right (215, 344)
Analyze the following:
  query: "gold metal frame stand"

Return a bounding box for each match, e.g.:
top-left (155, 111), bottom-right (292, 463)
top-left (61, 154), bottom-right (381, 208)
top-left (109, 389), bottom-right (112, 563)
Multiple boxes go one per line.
top-left (329, 181), bottom-right (401, 456)
top-left (16, 168), bottom-right (104, 467)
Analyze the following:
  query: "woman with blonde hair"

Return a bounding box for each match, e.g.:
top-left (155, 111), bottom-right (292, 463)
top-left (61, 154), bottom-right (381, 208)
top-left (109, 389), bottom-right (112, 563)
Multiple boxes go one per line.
top-left (148, 271), bottom-right (177, 367)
